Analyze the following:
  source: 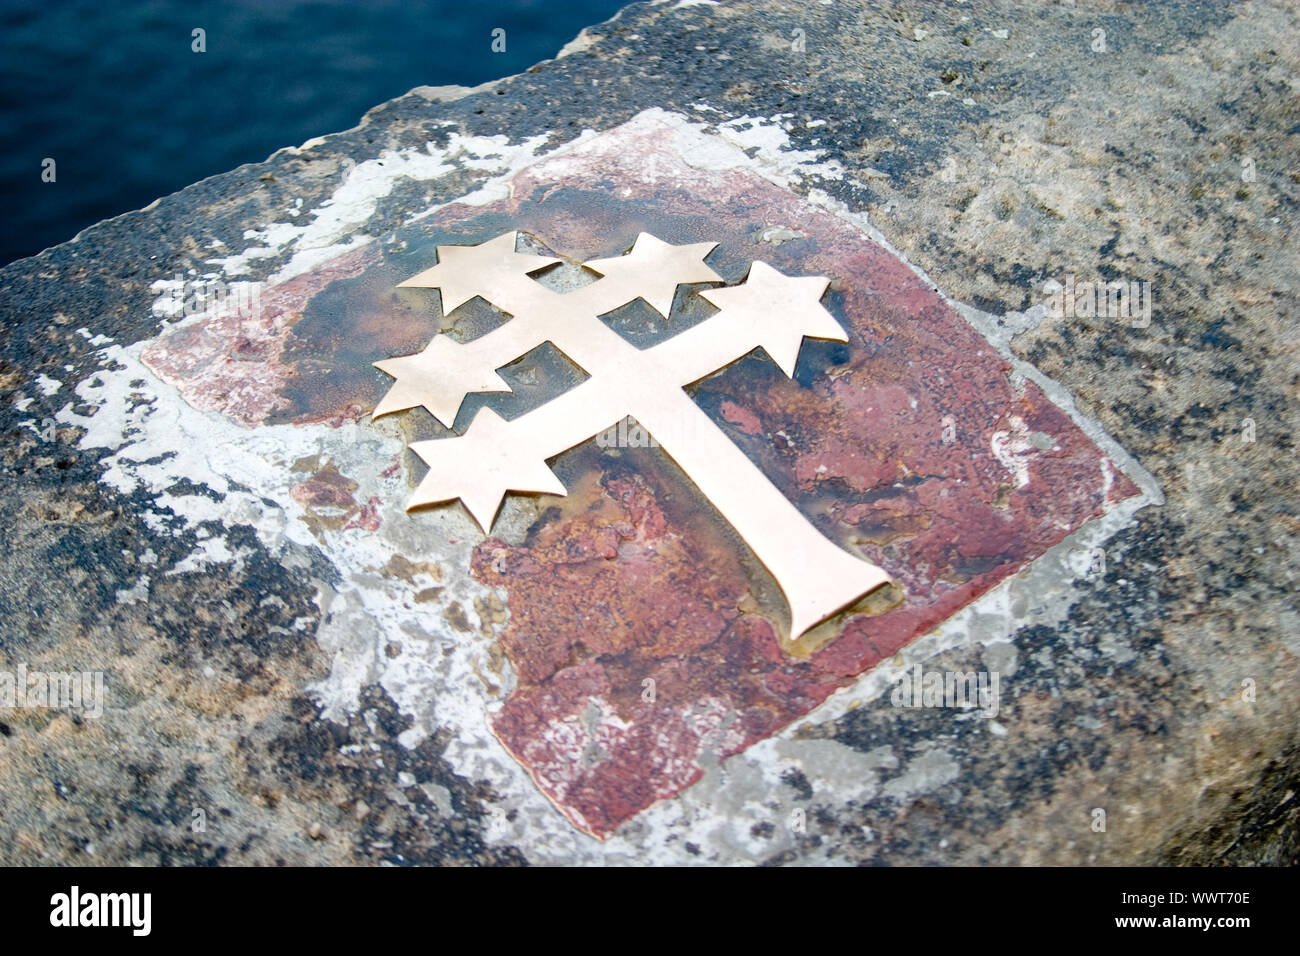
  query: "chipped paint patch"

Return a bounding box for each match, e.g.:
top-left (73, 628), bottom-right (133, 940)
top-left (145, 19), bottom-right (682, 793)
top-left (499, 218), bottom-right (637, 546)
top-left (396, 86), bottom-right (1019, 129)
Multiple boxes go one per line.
top-left (144, 247), bottom-right (377, 427)
top-left (206, 130), bottom-right (555, 284)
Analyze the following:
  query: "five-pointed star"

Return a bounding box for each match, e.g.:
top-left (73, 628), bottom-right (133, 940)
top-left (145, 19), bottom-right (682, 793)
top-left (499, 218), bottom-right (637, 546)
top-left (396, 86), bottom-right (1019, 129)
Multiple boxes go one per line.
top-left (584, 233), bottom-right (722, 317)
top-left (372, 334), bottom-right (509, 427)
top-left (407, 407), bottom-right (567, 531)
top-left (699, 261), bottom-right (847, 377)
top-left (397, 231), bottom-right (559, 313)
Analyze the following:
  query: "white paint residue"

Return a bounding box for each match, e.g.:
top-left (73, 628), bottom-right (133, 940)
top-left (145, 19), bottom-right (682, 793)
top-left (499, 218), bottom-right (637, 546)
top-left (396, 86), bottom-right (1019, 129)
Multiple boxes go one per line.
top-left (1100, 457), bottom-right (1117, 506)
top-left (196, 130), bottom-right (554, 290)
top-left (115, 575), bottom-right (150, 605)
top-left (685, 111), bottom-right (846, 187)
top-left (990, 414), bottom-right (1035, 488)
top-left (77, 327), bottom-right (113, 347)
top-left (881, 748), bottom-right (961, 801)
top-left (55, 335), bottom-right (561, 857)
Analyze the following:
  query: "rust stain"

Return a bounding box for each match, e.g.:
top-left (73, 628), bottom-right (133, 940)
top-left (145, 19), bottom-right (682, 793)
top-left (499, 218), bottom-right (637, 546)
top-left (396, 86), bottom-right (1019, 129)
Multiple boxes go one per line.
top-left (380, 553), bottom-right (443, 584)
top-left (288, 459), bottom-right (381, 536)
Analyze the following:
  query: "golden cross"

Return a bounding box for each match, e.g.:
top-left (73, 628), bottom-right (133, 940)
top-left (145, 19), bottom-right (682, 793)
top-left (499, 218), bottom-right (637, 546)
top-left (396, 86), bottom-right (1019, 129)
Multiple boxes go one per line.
top-left (374, 231), bottom-right (890, 638)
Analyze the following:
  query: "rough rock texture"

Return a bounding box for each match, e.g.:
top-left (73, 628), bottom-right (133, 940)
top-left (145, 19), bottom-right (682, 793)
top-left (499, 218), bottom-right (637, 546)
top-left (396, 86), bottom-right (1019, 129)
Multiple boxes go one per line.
top-left (0, 0), bottom-right (1295, 865)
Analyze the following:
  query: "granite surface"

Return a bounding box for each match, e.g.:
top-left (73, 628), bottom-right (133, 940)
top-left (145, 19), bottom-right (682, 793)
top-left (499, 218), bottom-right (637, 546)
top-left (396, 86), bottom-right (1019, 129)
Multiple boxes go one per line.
top-left (0, 0), bottom-right (1295, 865)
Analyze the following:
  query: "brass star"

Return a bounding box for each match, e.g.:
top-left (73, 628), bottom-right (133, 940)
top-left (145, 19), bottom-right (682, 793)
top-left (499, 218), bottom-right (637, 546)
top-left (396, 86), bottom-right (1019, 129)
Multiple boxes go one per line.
top-left (584, 233), bottom-right (722, 317)
top-left (406, 407), bottom-right (567, 531)
top-left (396, 231), bottom-right (559, 313)
top-left (698, 261), bottom-right (847, 377)
top-left (372, 335), bottom-right (510, 427)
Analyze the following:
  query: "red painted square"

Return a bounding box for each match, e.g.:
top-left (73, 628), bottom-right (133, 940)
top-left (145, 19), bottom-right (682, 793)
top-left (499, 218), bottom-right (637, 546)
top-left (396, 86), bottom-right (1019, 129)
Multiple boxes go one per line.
top-left (145, 114), bottom-right (1141, 838)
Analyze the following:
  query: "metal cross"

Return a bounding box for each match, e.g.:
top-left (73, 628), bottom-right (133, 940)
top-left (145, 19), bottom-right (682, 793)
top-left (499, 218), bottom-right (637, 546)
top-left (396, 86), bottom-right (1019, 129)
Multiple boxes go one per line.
top-left (373, 231), bottom-right (890, 638)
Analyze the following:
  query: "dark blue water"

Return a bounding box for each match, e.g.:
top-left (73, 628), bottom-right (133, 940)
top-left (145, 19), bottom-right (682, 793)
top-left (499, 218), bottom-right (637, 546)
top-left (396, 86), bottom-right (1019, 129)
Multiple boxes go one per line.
top-left (0, 0), bottom-right (627, 266)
